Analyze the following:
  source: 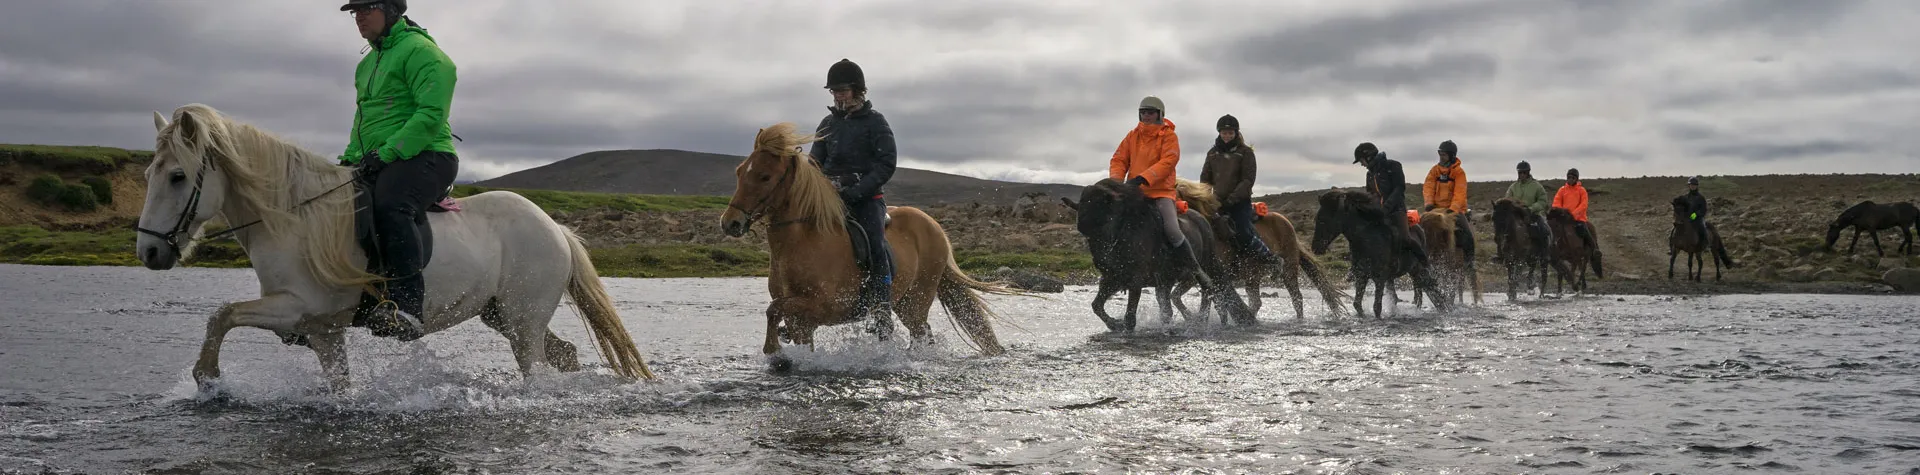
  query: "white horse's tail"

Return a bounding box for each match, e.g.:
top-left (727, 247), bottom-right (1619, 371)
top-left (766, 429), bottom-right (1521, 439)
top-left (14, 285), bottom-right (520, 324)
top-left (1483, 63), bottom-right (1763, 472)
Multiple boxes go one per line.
top-left (563, 229), bottom-right (655, 380)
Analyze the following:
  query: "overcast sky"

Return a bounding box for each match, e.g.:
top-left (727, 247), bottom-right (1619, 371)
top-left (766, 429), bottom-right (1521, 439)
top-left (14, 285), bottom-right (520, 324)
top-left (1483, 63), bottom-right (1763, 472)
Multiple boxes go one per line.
top-left (3, 1), bottom-right (1916, 193)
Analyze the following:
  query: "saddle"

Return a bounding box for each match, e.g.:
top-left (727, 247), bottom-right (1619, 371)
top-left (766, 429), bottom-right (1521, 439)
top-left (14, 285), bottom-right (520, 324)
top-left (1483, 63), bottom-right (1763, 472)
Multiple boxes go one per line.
top-left (1252, 202), bottom-right (1270, 222)
top-left (844, 211), bottom-right (893, 277)
top-left (353, 183), bottom-right (458, 275)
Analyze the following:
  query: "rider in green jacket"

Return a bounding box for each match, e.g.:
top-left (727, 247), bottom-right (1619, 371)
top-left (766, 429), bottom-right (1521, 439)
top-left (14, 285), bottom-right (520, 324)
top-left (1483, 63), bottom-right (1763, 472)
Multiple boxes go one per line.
top-left (340, 0), bottom-right (458, 341)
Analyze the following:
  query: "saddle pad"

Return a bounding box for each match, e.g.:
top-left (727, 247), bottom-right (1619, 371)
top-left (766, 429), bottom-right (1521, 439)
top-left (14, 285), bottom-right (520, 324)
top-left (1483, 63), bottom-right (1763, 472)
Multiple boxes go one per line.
top-left (429, 196), bottom-right (461, 212)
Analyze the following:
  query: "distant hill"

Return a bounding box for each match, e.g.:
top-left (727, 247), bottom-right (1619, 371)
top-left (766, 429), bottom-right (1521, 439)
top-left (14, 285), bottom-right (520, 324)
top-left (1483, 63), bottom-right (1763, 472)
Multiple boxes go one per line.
top-left (476, 149), bottom-right (1085, 205)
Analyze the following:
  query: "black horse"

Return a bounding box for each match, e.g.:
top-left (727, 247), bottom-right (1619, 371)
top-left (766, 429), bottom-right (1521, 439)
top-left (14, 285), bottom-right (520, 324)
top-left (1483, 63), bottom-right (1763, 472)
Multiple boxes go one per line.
top-left (1490, 198), bottom-right (1548, 300)
top-left (1063, 179), bottom-right (1254, 333)
top-left (1309, 190), bottom-right (1447, 318)
top-left (1825, 200), bottom-right (1918, 256)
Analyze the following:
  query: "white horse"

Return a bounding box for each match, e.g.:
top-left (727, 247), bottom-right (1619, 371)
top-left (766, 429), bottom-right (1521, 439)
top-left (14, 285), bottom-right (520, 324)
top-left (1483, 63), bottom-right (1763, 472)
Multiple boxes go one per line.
top-left (135, 104), bottom-right (653, 390)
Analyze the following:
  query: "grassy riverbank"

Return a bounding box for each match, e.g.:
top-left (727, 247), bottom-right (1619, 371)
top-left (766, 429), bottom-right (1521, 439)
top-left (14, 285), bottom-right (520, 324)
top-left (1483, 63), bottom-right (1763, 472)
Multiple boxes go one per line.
top-left (0, 225), bottom-right (1091, 279)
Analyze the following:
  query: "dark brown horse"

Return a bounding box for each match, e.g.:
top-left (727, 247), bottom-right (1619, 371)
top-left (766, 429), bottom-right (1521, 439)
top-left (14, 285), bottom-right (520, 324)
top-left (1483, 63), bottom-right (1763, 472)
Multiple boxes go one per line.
top-left (1825, 200), bottom-right (1918, 256)
top-left (1064, 179), bottom-right (1254, 333)
top-left (1169, 180), bottom-right (1348, 320)
top-left (1669, 196), bottom-right (1735, 281)
top-left (1545, 208), bottom-right (1598, 295)
top-left (1490, 198), bottom-right (1548, 300)
top-left (1310, 190), bottom-right (1447, 318)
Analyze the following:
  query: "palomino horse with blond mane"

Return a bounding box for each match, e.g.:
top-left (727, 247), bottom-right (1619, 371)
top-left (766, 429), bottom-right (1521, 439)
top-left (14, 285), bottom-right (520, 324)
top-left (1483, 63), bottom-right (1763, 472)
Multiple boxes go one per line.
top-left (1413, 208), bottom-right (1483, 307)
top-left (135, 104), bottom-right (652, 390)
top-left (1170, 180), bottom-right (1347, 320)
top-left (720, 123), bottom-right (1016, 370)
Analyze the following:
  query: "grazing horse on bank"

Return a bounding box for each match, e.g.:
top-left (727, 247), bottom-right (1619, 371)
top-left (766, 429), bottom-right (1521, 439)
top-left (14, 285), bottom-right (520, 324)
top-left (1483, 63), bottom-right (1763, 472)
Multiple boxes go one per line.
top-left (1825, 200), bottom-right (1918, 256)
top-left (720, 123), bottom-right (1015, 369)
top-left (1063, 179), bottom-right (1254, 333)
top-left (1545, 208), bottom-right (1600, 295)
top-left (1490, 198), bottom-right (1548, 300)
top-left (135, 104), bottom-right (653, 391)
top-left (1168, 180), bottom-right (1347, 320)
top-left (1669, 195), bottom-right (1735, 281)
top-left (1415, 208), bottom-right (1482, 306)
top-left (1309, 190), bottom-right (1448, 318)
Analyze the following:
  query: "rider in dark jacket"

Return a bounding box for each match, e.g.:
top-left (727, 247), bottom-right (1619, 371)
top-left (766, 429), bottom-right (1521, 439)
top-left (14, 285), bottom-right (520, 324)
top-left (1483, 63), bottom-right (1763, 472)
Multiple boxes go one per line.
top-left (1355, 142), bottom-right (1423, 263)
top-left (809, 59), bottom-right (898, 333)
top-left (1201, 114), bottom-right (1277, 266)
top-left (1683, 176), bottom-right (1710, 244)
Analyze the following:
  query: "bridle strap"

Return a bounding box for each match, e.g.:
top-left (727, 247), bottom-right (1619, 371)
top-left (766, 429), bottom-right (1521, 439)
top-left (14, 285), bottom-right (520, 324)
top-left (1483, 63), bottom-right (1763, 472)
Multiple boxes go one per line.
top-left (135, 159), bottom-right (212, 254)
top-left (727, 152), bottom-right (799, 228)
top-left (136, 158), bottom-right (356, 254)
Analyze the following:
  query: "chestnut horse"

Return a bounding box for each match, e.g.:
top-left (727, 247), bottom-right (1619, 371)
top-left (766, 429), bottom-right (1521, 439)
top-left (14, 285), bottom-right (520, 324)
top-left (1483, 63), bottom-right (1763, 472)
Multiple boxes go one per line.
top-left (1171, 180), bottom-right (1347, 320)
top-left (720, 123), bottom-right (1014, 369)
top-left (1415, 209), bottom-right (1482, 306)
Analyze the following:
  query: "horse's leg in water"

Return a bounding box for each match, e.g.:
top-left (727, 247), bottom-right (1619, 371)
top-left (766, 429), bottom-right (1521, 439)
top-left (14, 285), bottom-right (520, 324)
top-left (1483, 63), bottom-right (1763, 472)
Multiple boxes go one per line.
top-left (306, 331), bottom-right (350, 392)
top-left (1281, 263), bottom-right (1305, 319)
top-left (896, 284), bottom-right (939, 349)
top-left (1375, 278), bottom-right (1389, 319)
top-left (1351, 275), bottom-right (1368, 318)
top-left (764, 296), bottom-right (821, 368)
top-left (1169, 279), bottom-right (1199, 321)
top-left (478, 297), bottom-right (558, 376)
top-left (1091, 281), bottom-right (1123, 332)
top-left (1124, 288), bottom-right (1143, 334)
top-left (1155, 284), bottom-right (1177, 327)
top-left (193, 294), bottom-right (310, 387)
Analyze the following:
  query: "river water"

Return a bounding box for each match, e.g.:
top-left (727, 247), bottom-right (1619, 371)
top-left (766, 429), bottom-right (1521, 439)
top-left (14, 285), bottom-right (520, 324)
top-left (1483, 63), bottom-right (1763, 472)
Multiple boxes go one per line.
top-left (1, 264), bottom-right (1917, 473)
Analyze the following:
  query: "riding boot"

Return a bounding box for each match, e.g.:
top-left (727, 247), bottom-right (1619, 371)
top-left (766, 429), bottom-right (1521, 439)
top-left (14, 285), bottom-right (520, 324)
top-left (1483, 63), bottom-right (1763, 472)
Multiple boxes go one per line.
top-left (1577, 224), bottom-right (1604, 278)
top-left (369, 273), bottom-right (427, 341)
top-left (867, 274), bottom-right (896, 340)
top-left (1171, 240), bottom-right (1216, 288)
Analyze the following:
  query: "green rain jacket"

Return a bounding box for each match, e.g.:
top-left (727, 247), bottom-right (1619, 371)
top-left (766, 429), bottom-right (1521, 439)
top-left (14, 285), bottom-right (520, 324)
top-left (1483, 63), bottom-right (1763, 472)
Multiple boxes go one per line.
top-left (340, 19), bottom-right (456, 164)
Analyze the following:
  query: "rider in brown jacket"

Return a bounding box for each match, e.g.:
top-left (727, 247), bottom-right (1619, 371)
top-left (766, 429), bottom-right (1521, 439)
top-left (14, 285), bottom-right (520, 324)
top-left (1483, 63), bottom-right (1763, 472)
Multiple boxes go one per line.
top-left (1200, 114), bottom-right (1278, 267)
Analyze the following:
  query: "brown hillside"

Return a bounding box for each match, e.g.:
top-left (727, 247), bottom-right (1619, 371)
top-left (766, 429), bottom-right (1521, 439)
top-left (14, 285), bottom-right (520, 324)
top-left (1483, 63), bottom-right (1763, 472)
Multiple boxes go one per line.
top-left (1256, 174), bottom-right (1920, 291)
top-left (0, 160), bottom-right (149, 230)
top-left (476, 149), bottom-right (1085, 206)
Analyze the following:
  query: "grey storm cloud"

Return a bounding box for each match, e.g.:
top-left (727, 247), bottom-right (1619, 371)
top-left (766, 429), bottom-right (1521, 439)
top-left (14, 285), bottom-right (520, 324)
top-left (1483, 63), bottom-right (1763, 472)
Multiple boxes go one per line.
top-left (2, 0), bottom-right (1916, 189)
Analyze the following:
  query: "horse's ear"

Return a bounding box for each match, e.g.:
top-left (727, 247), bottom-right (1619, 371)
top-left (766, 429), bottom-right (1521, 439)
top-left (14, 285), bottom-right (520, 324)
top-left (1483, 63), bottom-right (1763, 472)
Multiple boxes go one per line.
top-left (172, 109), bottom-right (197, 139)
top-left (152, 111), bottom-right (169, 132)
top-left (1061, 198), bottom-right (1078, 210)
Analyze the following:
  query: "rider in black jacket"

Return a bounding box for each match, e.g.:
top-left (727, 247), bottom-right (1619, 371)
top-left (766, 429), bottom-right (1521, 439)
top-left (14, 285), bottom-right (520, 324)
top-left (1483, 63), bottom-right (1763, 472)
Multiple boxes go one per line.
top-left (809, 59), bottom-right (899, 335)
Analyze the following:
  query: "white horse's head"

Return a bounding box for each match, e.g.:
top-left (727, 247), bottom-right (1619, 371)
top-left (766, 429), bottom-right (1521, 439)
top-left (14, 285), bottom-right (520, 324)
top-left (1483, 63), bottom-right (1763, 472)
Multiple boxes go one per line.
top-left (137, 108), bottom-right (232, 269)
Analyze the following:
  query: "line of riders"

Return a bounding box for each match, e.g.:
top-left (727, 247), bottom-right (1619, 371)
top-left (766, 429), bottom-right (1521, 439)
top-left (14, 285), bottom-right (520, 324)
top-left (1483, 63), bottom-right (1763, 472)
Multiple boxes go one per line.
top-left (330, 0), bottom-right (1732, 340)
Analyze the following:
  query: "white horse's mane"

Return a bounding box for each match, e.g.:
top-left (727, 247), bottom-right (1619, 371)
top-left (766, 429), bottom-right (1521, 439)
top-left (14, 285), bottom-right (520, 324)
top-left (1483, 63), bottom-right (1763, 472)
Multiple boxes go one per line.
top-left (155, 104), bottom-right (373, 286)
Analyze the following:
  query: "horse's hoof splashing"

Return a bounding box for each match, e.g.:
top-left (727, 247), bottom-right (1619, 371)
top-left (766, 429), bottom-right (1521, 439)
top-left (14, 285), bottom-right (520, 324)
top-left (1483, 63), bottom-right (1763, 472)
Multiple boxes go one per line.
top-left (767, 355), bottom-right (795, 374)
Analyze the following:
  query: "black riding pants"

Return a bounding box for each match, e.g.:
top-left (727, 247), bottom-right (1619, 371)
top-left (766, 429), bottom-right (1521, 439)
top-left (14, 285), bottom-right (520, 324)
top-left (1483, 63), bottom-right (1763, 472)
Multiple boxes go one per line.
top-left (848, 196), bottom-right (893, 285)
top-left (368, 151), bottom-right (458, 313)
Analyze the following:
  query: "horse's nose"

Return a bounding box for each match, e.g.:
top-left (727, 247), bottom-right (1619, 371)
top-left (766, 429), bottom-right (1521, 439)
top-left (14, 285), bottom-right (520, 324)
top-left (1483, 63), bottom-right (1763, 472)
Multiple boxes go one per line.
top-left (143, 246), bottom-right (158, 266)
top-left (723, 219), bottom-right (744, 237)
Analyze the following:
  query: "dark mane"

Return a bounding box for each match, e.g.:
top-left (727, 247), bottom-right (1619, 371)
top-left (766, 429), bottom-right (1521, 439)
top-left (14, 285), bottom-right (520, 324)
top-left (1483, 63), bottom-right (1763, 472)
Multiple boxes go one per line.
top-left (1547, 207), bottom-right (1575, 223)
top-left (1835, 200), bottom-right (1876, 225)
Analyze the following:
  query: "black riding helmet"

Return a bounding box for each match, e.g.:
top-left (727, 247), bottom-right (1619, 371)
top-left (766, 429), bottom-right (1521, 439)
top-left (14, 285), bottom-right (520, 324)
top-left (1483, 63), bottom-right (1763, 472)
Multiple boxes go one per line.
top-left (1438, 140), bottom-right (1458, 157)
top-left (1216, 114), bottom-right (1239, 131)
top-left (1687, 176), bottom-right (1701, 185)
top-left (340, 0), bottom-right (405, 14)
top-left (1516, 161), bottom-right (1531, 172)
top-left (1353, 142), bottom-right (1379, 163)
top-left (826, 59), bottom-right (865, 91)
top-left (1567, 168), bottom-right (1580, 179)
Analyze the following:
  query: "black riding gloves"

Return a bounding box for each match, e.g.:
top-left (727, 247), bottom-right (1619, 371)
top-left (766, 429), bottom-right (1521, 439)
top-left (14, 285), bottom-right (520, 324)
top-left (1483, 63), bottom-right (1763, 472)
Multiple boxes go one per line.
top-left (1126, 176), bottom-right (1148, 187)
